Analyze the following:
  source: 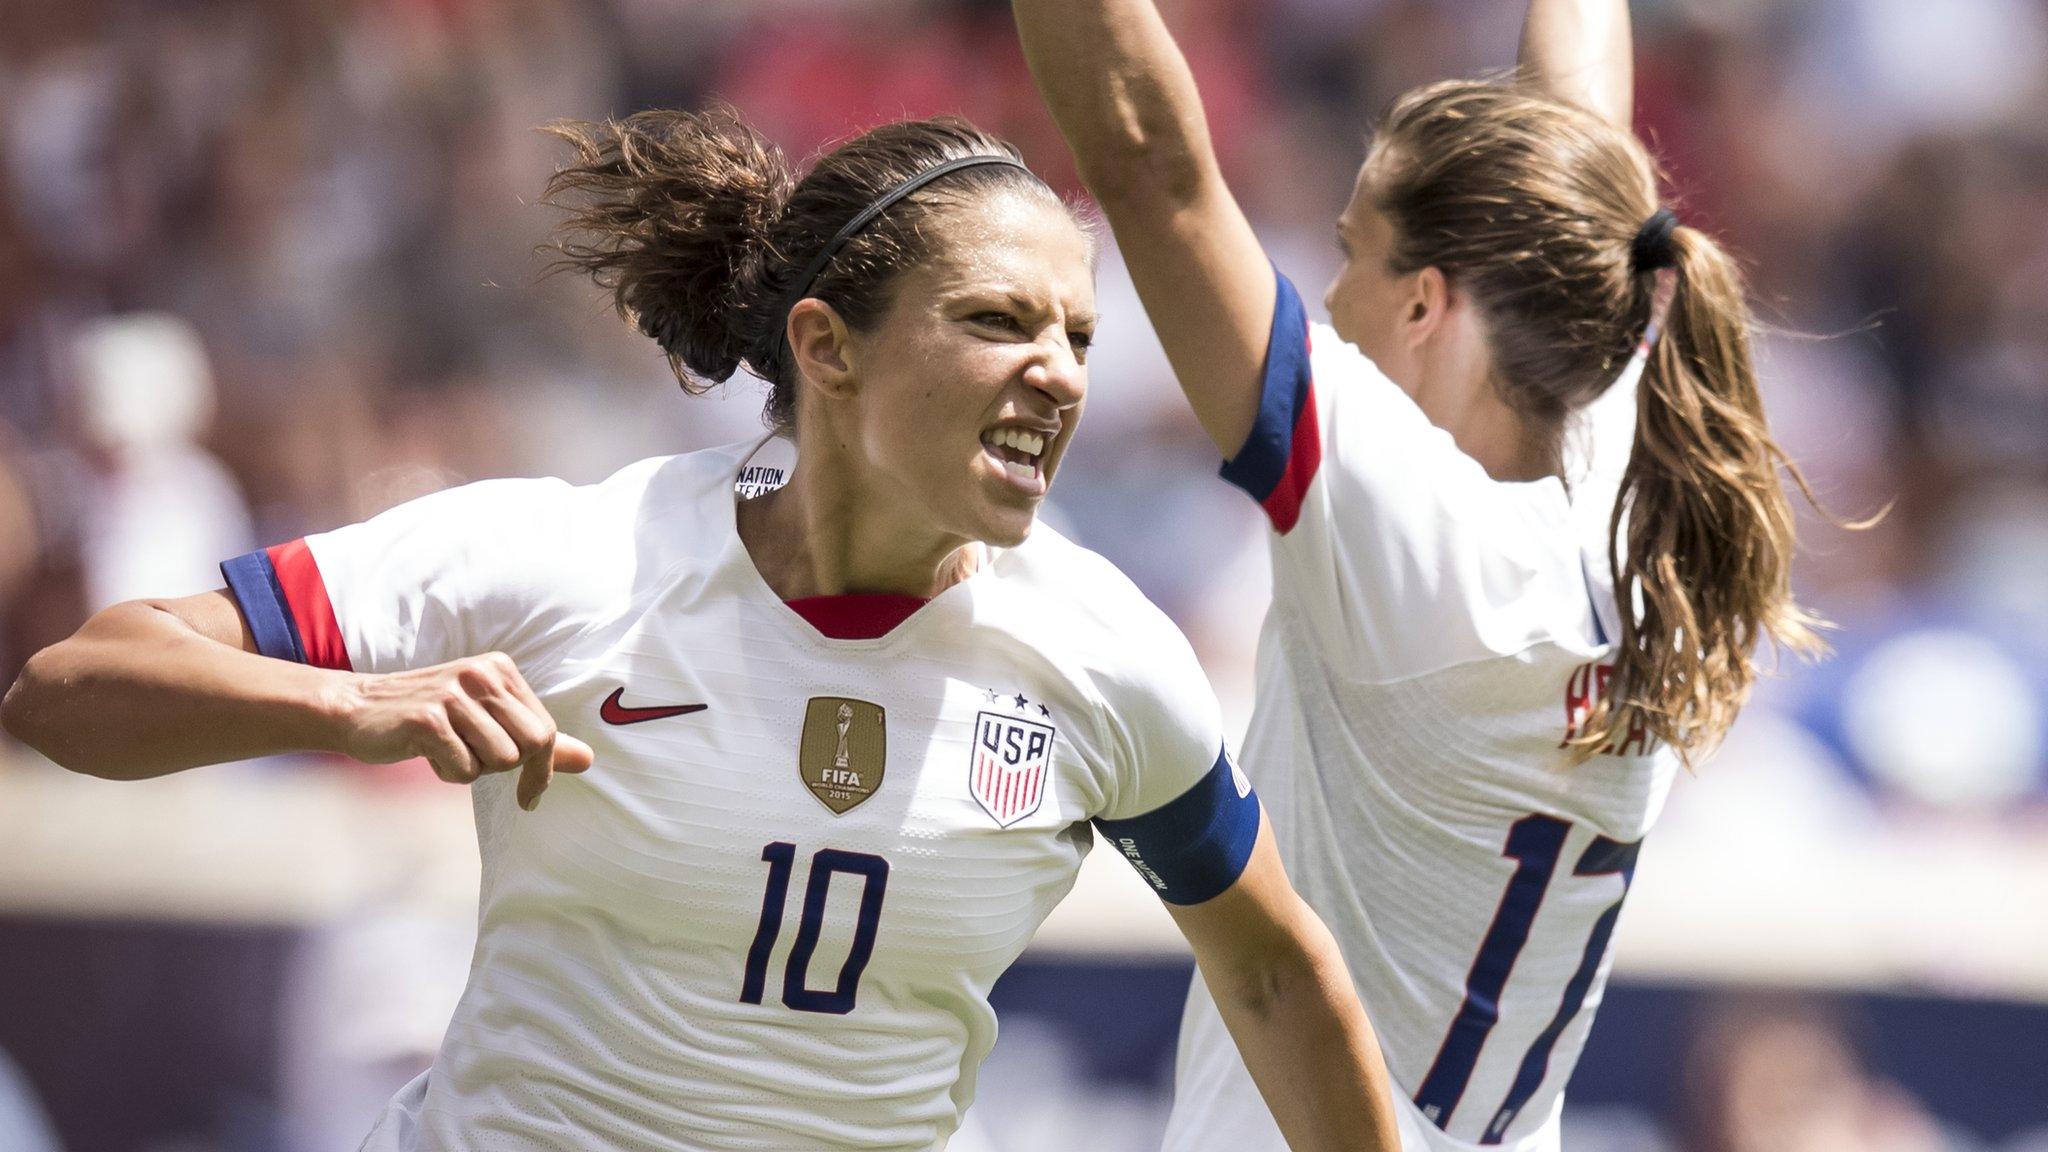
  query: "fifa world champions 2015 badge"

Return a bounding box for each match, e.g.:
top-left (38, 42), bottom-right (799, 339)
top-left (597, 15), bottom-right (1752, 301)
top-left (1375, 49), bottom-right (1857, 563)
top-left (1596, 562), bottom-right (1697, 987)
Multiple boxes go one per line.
top-left (800, 697), bottom-right (886, 815)
top-left (969, 706), bottom-right (1056, 827)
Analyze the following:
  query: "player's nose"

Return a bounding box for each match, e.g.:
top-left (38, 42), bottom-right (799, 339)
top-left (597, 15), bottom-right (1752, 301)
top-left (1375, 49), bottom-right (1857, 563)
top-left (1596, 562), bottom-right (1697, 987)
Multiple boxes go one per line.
top-left (1021, 339), bottom-right (1085, 410)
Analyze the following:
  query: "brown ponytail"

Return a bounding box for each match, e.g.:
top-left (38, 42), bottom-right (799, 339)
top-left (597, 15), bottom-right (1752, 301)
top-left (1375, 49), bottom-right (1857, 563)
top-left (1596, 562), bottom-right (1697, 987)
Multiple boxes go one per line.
top-left (543, 107), bottom-right (1057, 431)
top-left (1370, 80), bottom-right (1837, 764)
top-left (1600, 226), bottom-right (1828, 759)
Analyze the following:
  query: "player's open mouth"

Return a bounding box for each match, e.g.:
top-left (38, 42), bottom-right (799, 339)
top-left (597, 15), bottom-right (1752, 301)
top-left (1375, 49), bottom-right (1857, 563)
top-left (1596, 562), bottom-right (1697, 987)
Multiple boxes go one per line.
top-left (981, 425), bottom-right (1051, 494)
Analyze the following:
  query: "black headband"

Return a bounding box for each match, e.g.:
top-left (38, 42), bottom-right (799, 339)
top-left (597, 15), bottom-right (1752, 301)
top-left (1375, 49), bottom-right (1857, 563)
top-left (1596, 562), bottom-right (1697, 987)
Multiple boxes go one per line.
top-left (1631, 207), bottom-right (1680, 272)
top-left (750, 154), bottom-right (1038, 373)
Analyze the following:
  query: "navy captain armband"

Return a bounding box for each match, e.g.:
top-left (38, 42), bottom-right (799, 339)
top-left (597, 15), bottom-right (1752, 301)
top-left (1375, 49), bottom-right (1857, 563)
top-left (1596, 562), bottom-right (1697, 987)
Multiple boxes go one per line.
top-left (1092, 747), bottom-right (1261, 906)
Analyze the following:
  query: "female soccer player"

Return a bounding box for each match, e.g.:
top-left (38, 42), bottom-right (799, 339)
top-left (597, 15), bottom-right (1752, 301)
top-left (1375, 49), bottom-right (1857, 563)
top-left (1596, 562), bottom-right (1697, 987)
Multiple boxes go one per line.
top-left (1013, 0), bottom-right (1828, 1149)
top-left (1, 112), bottom-right (1400, 1150)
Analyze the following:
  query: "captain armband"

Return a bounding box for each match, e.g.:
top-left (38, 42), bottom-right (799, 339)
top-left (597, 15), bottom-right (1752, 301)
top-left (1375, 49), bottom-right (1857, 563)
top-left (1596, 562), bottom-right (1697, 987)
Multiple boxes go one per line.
top-left (1092, 746), bottom-right (1261, 906)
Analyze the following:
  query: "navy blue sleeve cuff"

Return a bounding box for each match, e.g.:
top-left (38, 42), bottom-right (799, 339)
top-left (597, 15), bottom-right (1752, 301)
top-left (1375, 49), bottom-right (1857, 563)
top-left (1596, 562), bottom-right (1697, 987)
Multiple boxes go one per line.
top-left (1093, 746), bottom-right (1261, 906)
top-left (1219, 269), bottom-right (1314, 504)
top-left (220, 549), bottom-right (308, 663)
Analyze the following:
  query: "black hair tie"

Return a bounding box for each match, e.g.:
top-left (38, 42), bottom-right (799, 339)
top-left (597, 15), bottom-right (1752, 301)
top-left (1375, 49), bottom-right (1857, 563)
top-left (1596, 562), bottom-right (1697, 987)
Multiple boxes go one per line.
top-left (1631, 207), bottom-right (1680, 272)
top-left (749, 154), bottom-right (1040, 375)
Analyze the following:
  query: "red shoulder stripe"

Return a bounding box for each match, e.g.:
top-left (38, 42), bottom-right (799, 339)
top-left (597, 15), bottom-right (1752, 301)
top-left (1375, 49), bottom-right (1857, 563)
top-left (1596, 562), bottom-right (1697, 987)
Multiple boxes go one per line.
top-left (1260, 385), bottom-right (1322, 535)
top-left (265, 539), bottom-right (353, 671)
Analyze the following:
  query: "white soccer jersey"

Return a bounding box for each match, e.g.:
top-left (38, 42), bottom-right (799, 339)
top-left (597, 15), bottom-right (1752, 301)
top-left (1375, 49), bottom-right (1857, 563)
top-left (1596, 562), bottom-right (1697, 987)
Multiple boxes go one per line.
top-left (1162, 274), bottom-right (1678, 1152)
top-left (221, 438), bottom-right (1256, 1152)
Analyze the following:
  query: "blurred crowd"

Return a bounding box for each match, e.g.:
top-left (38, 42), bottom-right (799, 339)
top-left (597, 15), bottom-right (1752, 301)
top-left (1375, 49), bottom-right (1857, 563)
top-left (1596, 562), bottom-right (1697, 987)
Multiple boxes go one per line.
top-left (4, 0), bottom-right (2047, 805)
top-left (1, 0), bottom-right (2045, 1149)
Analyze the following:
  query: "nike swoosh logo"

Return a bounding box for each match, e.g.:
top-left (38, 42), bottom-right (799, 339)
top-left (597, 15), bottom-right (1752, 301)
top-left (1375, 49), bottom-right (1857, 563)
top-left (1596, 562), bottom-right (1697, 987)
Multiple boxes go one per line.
top-left (600, 687), bottom-right (708, 726)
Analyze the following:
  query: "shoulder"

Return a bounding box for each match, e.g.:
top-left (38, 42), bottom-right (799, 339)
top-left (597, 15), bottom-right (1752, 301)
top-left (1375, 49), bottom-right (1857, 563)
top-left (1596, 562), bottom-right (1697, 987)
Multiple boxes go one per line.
top-left (291, 442), bottom-right (757, 676)
top-left (342, 454), bottom-right (669, 563)
top-left (575, 440), bottom-right (757, 526)
top-left (993, 528), bottom-right (1229, 826)
top-left (998, 524), bottom-right (1198, 666)
top-left (587, 443), bottom-right (753, 551)
top-left (1302, 320), bottom-right (1472, 472)
top-left (313, 441), bottom-right (752, 606)
top-left (1305, 320), bottom-right (1398, 393)
top-left (475, 439), bottom-right (756, 546)
top-left (1265, 324), bottom-right (1608, 675)
top-left (362, 451), bottom-right (679, 532)
top-left (991, 525), bottom-right (1217, 741)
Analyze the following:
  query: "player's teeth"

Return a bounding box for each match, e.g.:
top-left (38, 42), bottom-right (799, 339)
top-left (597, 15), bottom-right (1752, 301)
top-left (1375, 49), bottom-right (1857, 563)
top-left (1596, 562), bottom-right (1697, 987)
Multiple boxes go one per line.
top-left (1003, 459), bottom-right (1035, 482)
top-left (984, 428), bottom-right (1046, 458)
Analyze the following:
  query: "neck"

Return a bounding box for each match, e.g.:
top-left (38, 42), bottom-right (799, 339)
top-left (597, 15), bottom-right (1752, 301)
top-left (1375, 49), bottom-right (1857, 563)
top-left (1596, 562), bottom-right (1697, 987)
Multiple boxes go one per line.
top-left (736, 435), bottom-right (981, 601)
top-left (1447, 387), bottom-right (1559, 483)
top-left (1415, 351), bottom-right (1559, 483)
top-left (1408, 305), bottom-right (1560, 483)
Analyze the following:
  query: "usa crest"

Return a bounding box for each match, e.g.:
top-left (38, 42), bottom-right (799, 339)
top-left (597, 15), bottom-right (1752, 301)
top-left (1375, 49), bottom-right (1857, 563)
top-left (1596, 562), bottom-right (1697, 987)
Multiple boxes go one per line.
top-left (969, 711), bottom-right (1056, 827)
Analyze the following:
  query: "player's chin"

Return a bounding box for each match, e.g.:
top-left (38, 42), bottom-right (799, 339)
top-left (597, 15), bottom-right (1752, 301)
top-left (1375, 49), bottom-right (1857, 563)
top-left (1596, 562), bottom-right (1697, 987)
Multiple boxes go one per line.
top-left (968, 449), bottom-right (1050, 544)
top-left (972, 494), bottom-right (1041, 549)
top-left (964, 482), bottom-right (1042, 548)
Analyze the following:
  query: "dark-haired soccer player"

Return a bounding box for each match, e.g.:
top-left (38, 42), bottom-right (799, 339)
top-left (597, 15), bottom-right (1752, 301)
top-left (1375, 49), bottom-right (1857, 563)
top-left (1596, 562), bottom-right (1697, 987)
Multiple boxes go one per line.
top-left (4, 109), bottom-right (1400, 1151)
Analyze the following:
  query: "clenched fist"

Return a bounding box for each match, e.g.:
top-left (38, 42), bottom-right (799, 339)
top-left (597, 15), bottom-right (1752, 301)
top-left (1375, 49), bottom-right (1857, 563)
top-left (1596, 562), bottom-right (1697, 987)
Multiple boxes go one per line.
top-left (339, 651), bottom-right (593, 810)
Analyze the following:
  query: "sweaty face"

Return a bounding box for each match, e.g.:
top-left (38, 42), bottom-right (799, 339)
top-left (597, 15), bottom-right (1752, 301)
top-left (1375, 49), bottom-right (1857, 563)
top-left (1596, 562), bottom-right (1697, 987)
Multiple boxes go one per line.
top-left (841, 192), bottom-right (1095, 548)
top-left (1324, 161), bottom-right (1424, 396)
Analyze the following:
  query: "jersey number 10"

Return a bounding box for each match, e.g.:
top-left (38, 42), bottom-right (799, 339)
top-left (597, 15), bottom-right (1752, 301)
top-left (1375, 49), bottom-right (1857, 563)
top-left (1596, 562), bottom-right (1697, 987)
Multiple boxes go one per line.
top-left (1413, 813), bottom-right (1641, 1144)
top-left (740, 842), bottom-right (891, 1015)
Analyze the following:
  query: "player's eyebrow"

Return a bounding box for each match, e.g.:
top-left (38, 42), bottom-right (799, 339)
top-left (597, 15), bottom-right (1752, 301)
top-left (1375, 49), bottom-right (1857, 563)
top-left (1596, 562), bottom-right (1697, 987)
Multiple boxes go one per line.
top-left (987, 287), bottom-right (1048, 315)
top-left (1000, 289), bottom-right (1097, 330)
top-left (939, 283), bottom-right (1025, 308)
top-left (947, 285), bottom-right (1092, 328)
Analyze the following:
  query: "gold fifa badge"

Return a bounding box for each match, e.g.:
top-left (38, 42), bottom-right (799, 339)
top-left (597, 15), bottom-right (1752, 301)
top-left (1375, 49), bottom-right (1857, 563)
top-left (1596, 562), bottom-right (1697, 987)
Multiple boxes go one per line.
top-left (799, 697), bottom-right (887, 815)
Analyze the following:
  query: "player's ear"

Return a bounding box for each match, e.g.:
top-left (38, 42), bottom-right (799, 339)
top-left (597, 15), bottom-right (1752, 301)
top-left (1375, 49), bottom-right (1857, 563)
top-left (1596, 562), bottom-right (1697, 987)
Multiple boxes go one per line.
top-left (787, 299), bottom-right (857, 399)
top-left (1401, 265), bottom-right (1451, 351)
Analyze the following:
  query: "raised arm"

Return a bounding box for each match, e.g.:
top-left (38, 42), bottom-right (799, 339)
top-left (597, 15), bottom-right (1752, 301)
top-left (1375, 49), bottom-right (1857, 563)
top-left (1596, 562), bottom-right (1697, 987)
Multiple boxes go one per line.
top-left (1012, 0), bottom-right (1274, 457)
top-left (1170, 819), bottom-right (1403, 1151)
top-left (1518, 0), bottom-right (1634, 129)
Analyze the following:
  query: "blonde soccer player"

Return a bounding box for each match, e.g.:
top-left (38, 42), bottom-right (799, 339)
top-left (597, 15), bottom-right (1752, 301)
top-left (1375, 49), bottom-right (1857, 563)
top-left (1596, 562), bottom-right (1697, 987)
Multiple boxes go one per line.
top-left (1013, 0), bottom-right (1829, 1149)
top-left (2, 112), bottom-right (1400, 1151)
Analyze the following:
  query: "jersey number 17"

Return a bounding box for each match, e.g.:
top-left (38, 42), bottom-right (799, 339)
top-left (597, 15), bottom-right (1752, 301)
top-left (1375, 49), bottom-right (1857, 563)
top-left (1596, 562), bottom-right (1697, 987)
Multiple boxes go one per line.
top-left (1414, 814), bottom-right (1641, 1143)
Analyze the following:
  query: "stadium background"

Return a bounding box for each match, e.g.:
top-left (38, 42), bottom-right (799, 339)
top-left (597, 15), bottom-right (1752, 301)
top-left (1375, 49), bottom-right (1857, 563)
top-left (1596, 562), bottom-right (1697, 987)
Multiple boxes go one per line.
top-left (1, 0), bottom-right (2045, 1149)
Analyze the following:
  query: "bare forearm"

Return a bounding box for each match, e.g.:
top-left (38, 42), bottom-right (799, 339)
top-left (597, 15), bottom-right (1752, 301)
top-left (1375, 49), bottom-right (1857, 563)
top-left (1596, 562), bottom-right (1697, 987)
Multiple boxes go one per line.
top-left (1013, 0), bottom-right (1214, 201)
top-left (2, 602), bottom-right (350, 779)
top-left (1011, 0), bottom-right (1273, 456)
top-left (1520, 0), bottom-right (1634, 128)
top-left (1203, 913), bottom-right (1400, 1151)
